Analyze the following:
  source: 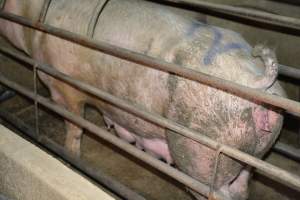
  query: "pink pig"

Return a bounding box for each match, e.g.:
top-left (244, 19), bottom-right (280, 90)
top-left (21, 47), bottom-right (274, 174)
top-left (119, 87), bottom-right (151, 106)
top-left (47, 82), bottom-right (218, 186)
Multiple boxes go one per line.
top-left (0, 0), bottom-right (285, 199)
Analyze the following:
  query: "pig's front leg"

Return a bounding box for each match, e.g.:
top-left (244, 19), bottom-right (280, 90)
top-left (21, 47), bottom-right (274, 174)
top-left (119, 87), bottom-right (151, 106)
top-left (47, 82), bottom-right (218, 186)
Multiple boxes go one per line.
top-left (49, 86), bottom-right (84, 157)
top-left (64, 121), bottom-right (83, 157)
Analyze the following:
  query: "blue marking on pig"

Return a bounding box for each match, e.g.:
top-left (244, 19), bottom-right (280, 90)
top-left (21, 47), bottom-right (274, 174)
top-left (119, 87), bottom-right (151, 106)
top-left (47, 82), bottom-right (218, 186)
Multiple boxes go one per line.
top-left (203, 27), bottom-right (251, 65)
top-left (186, 20), bottom-right (207, 37)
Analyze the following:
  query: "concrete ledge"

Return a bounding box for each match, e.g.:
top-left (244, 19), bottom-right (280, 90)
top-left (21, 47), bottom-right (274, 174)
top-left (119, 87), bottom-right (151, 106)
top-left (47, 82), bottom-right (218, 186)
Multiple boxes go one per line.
top-left (0, 125), bottom-right (116, 200)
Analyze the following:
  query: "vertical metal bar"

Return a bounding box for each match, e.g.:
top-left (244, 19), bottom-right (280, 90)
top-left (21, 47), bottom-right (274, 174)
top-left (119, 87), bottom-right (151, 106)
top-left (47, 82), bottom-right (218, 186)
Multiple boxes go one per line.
top-left (209, 146), bottom-right (223, 200)
top-left (33, 63), bottom-right (40, 140)
top-left (0, 0), bottom-right (6, 10)
top-left (38, 0), bottom-right (51, 23)
top-left (298, 87), bottom-right (300, 148)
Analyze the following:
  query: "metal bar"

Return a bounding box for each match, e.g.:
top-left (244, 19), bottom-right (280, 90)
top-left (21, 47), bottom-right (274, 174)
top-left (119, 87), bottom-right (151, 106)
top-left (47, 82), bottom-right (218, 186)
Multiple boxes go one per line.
top-left (0, 0), bottom-right (6, 10)
top-left (0, 12), bottom-right (300, 118)
top-left (0, 108), bottom-right (147, 200)
top-left (209, 146), bottom-right (223, 199)
top-left (38, 0), bottom-right (51, 23)
top-left (1, 48), bottom-right (300, 194)
top-left (279, 64), bottom-right (300, 80)
top-left (0, 75), bottom-right (229, 200)
top-left (33, 64), bottom-right (40, 139)
top-left (273, 142), bottom-right (300, 162)
top-left (157, 0), bottom-right (300, 31)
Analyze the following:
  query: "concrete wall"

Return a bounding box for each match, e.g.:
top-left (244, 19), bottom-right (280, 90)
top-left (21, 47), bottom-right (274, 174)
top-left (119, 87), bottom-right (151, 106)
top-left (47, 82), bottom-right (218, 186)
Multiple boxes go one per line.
top-left (0, 125), bottom-right (116, 200)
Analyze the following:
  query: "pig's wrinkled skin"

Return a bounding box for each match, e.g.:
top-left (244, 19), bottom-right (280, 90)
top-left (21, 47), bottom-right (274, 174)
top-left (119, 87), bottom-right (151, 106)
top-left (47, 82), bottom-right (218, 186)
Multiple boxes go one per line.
top-left (0, 0), bottom-right (285, 199)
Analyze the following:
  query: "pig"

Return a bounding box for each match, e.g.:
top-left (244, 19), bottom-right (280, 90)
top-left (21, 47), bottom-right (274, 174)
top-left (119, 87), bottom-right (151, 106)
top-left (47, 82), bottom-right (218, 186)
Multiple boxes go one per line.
top-left (0, 0), bottom-right (285, 199)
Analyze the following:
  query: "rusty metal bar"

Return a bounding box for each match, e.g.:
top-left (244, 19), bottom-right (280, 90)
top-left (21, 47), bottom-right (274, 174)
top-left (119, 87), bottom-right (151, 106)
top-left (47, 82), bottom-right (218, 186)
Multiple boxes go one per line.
top-left (0, 74), bottom-right (231, 200)
top-left (1, 47), bottom-right (300, 194)
top-left (0, 108), bottom-right (147, 200)
top-left (157, 0), bottom-right (300, 31)
top-left (0, 12), bottom-right (300, 118)
top-left (38, 0), bottom-right (51, 23)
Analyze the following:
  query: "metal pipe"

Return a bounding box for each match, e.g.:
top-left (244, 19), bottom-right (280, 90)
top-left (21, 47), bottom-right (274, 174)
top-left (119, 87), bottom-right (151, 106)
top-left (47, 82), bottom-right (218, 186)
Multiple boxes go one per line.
top-left (0, 74), bottom-right (230, 200)
top-left (0, 12), bottom-right (300, 118)
top-left (0, 108), bottom-right (147, 200)
top-left (157, 0), bottom-right (300, 31)
top-left (1, 49), bottom-right (300, 194)
top-left (279, 64), bottom-right (300, 80)
top-left (273, 142), bottom-right (300, 162)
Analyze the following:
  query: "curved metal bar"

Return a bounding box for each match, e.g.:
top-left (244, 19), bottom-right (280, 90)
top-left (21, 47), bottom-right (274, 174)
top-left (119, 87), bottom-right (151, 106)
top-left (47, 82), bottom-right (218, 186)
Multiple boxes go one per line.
top-left (38, 0), bottom-right (51, 23)
top-left (1, 46), bottom-right (300, 193)
top-left (87, 0), bottom-right (110, 38)
top-left (0, 11), bottom-right (299, 117)
top-left (156, 0), bottom-right (300, 31)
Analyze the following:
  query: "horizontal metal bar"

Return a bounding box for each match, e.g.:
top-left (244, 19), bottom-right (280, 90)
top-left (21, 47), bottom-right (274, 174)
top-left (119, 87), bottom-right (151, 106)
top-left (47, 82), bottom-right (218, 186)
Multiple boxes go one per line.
top-left (0, 12), bottom-right (300, 118)
top-left (157, 0), bottom-right (300, 31)
top-left (273, 142), bottom-right (300, 162)
top-left (0, 74), bottom-right (230, 200)
top-left (0, 108), bottom-right (147, 200)
top-left (1, 47), bottom-right (300, 194)
top-left (279, 64), bottom-right (300, 80)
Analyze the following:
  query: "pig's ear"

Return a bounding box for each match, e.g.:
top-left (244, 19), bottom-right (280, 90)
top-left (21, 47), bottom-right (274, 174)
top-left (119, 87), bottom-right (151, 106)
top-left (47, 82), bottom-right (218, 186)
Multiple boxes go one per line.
top-left (251, 45), bottom-right (279, 90)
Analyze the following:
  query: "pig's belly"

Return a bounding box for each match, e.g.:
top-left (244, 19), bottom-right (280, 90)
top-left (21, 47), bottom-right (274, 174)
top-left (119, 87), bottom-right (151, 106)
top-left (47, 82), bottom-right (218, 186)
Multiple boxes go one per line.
top-left (104, 115), bottom-right (173, 164)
